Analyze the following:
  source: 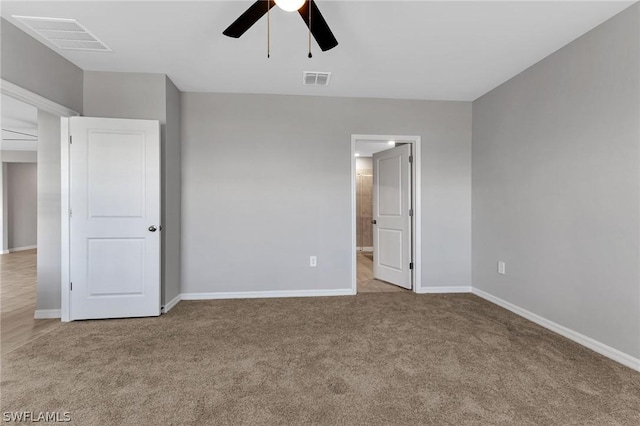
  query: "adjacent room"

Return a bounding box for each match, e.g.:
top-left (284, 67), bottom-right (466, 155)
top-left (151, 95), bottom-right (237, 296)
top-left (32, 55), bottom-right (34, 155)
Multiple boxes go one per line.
top-left (1, 1), bottom-right (639, 424)
top-left (0, 95), bottom-right (53, 355)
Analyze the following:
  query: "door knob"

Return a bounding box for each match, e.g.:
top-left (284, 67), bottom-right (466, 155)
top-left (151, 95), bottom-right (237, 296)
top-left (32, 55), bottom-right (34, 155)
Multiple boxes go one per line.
top-left (371, 220), bottom-right (377, 225)
top-left (148, 226), bottom-right (157, 232)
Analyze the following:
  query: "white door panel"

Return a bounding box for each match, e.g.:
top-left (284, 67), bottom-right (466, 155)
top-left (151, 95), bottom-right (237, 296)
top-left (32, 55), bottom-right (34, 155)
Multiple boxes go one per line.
top-left (378, 156), bottom-right (402, 216)
top-left (373, 144), bottom-right (412, 289)
top-left (70, 117), bottom-right (161, 320)
top-left (87, 132), bottom-right (145, 218)
top-left (378, 229), bottom-right (403, 270)
top-left (87, 239), bottom-right (145, 295)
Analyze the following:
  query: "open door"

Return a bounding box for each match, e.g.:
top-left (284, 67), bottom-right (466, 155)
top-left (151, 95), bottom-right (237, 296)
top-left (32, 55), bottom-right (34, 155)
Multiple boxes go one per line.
top-left (372, 144), bottom-right (412, 289)
top-left (69, 117), bottom-right (161, 320)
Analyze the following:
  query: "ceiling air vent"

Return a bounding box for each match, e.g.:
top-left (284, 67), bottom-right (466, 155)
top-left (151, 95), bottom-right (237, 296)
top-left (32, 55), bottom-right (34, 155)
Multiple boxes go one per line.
top-left (12, 16), bottom-right (112, 52)
top-left (303, 71), bottom-right (331, 86)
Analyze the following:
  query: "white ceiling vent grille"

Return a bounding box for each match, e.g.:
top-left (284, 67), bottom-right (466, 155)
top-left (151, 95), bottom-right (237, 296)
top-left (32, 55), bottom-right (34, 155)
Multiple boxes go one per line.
top-left (12, 16), bottom-right (112, 52)
top-left (303, 71), bottom-right (331, 86)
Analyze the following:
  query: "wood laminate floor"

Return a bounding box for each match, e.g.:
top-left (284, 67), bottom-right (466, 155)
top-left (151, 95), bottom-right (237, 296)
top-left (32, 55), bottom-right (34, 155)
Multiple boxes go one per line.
top-left (357, 252), bottom-right (407, 293)
top-left (1, 250), bottom-right (61, 355)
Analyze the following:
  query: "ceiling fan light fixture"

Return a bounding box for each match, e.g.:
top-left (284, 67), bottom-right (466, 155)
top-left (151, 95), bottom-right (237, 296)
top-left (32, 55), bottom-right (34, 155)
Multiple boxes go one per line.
top-left (223, 0), bottom-right (338, 52)
top-left (274, 0), bottom-right (306, 12)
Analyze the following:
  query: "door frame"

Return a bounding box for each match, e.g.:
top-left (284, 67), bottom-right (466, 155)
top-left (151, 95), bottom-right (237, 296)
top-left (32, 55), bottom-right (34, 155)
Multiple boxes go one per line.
top-left (60, 117), bottom-right (72, 322)
top-left (351, 134), bottom-right (422, 294)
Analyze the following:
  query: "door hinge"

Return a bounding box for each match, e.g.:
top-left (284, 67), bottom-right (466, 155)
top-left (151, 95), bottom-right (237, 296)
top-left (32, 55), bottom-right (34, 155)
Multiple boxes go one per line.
top-left (409, 155), bottom-right (413, 163)
top-left (409, 209), bottom-right (413, 217)
top-left (69, 135), bottom-right (72, 144)
top-left (409, 262), bottom-right (414, 270)
top-left (70, 282), bottom-right (73, 291)
top-left (69, 209), bottom-right (72, 218)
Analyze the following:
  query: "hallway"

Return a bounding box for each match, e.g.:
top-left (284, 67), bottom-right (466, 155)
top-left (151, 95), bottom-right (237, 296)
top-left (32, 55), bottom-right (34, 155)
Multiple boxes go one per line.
top-left (356, 252), bottom-right (408, 293)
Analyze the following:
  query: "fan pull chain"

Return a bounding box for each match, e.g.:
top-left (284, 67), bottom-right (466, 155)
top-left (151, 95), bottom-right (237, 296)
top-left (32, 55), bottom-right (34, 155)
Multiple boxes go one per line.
top-left (308, 1), bottom-right (312, 58)
top-left (267, 0), bottom-right (271, 58)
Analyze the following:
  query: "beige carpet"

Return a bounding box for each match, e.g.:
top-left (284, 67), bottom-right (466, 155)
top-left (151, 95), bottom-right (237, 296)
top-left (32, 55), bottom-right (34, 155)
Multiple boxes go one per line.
top-left (1, 293), bottom-right (639, 425)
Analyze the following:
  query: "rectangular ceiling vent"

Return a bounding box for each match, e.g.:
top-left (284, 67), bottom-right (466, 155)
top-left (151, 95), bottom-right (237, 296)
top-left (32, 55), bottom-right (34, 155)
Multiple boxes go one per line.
top-left (12, 15), bottom-right (112, 52)
top-left (303, 71), bottom-right (331, 86)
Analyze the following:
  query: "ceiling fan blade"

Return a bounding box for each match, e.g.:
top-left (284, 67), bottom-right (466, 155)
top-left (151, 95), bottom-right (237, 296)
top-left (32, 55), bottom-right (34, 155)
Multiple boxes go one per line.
top-left (298, 0), bottom-right (338, 52)
top-left (223, 0), bottom-right (276, 38)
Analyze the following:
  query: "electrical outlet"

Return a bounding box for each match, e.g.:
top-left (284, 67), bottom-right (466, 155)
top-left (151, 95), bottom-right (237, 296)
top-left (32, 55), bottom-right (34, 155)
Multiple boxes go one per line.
top-left (498, 261), bottom-right (506, 275)
top-left (310, 256), bottom-right (317, 267)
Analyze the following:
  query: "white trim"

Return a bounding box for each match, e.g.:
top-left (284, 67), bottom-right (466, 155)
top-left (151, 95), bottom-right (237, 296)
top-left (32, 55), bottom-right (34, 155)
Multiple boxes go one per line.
top-left (8, 245), bottom-right (37, 252)
top-left (1, 163), bottom-right (7, 256)
top-left (417, 286), bottom-right (472, 294)
top-left (351, 134), bottom-right (422, 294)
top-left (0, 249), bottom-right (9, 255)
top-left (60, 118), bottom-right (71, 322)
top-left (181, 288), bottom-right (355, 301)
top-left (0, 79), bottom-right (78, 117)
top-left (162, 294), bottom-right (181, 313)
top-left (472, 288), bottom-right (640, 372)
top-left (34, 309), bottom-right (61, 319)
top-left (413, 138), bottom-right (422, 293)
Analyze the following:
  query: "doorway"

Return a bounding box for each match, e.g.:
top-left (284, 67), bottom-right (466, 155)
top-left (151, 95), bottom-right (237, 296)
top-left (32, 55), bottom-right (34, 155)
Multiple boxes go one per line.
top-left (1, 79), bottom-right (78, 342)
top-left (0, 92), bottom-right (61, 353)
top-left (351, 135), bottom-right (422, 294)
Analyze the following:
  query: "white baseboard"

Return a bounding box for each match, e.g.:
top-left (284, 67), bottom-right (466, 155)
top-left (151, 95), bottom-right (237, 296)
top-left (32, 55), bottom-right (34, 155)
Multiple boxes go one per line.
top-left (417, 286), bottom-right (472, 294)
top-left (472, 288), bottom-right (640, 372)
top-left (34, 309), bottom-right (61, 319)
top-left (0, 249), bottom-right (9, 255)
top-left (181, 288), bottom-right (355, 301)
top-left (357, 247), bottom-right (374, 252)
top-left (9, 245), bottom-right (36, 253)
top-left (161, 294), bottom-right (181, 313)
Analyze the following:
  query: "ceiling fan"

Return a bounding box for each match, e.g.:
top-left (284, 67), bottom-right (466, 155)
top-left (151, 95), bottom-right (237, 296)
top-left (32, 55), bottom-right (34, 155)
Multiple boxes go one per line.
top-left (223, 0), bottom-right (338, 53)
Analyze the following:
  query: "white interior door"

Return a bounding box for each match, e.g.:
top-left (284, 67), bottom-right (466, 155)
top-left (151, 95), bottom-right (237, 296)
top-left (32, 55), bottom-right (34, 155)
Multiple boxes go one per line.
top-left (69, 117), bottom-right (161, 320)
top-left (373, 144), bottom-right (412, 289)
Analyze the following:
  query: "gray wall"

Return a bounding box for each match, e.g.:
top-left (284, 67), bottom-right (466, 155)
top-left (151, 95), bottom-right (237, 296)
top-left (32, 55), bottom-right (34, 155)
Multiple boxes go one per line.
top-left (84, 71), bottom-right (182, 307)
top-left (1, 151), bottom-right (38, 163)
top-left (83, 72), bottom-right (166, 120)
top-left (355, 157), bottom-right (373, 170)
top-left (1, 19), bottom-right (83, 113)
top-left (181, 93), bottom-right (471, 294)
top-left (164, 78), bottom-right (182, 304)
top-left (1, 17), bottom-right (83, 311)
top-left (6, 162), bottom-right (37, 249)
top-left (36, 110), bottom-right (61, 311)
top-left (472, 4), bottom-right (640, 358)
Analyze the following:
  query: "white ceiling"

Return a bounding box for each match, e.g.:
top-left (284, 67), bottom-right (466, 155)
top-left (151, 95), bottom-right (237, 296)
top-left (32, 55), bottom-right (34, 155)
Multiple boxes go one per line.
top-left (1, 1), bottom-right (635, 101)
top-left (1, 94), bottom-right (38, 152)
